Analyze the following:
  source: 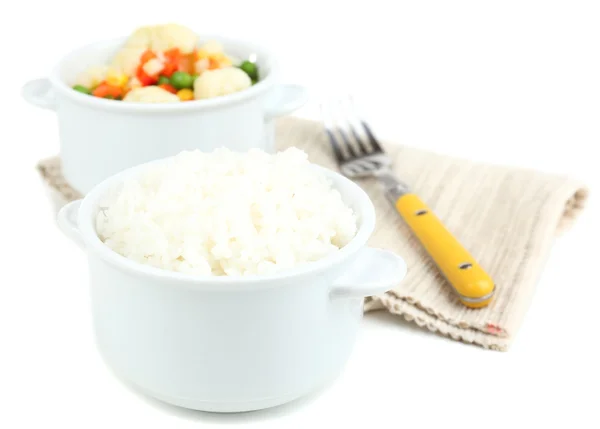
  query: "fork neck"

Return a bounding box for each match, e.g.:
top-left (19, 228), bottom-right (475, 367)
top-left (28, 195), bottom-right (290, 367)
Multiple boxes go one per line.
top-left (374, 169), bottom-right (411, 205)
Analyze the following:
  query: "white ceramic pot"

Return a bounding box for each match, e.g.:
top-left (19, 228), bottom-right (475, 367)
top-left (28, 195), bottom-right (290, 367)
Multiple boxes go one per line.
top-left (56, 157), bottom-right (407, 413)
top-left (22, 36), bottom-right (308, 195)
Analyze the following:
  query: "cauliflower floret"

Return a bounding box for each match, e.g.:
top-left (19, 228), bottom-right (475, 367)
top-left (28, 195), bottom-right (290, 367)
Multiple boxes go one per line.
top-left (111, 24), bottom-right (197, 76)
top-left (110, 46), bottom-right (146, 75)
top-left (194, 58), bottom-right (210, 74)
top-left (122, 23), bottom-right (197, 54)
top-left (75, 65), bottom-right (109, 88)
top-left (152, 23), bottom-right (197, 54)
top-left (123, 86), bottom-right (180, 103)
top-left (193, 67), bottom-right (252, 100)
top-left (123, 25), bottom-right (155, 48)
top-left (198, 40), bottom-right (224, 55)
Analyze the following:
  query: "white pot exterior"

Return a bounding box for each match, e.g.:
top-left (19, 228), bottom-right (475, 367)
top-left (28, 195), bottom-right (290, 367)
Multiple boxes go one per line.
top-left (22, 36), bottom-right (308, 195)
top-left (88, 252), bottom-right (364, 412)
top-left (57, 159), bottom-right (407, 413)
top-left (56, 92), bottom-right (275, 195)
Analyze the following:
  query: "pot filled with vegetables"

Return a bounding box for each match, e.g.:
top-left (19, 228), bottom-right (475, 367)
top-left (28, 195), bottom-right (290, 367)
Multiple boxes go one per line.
top-left (22, 23), bottom-right (308, 194)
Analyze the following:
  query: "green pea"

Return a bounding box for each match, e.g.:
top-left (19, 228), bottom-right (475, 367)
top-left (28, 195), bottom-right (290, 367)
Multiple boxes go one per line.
top-left (239, 60), bottom-right (258, 80)
top-left (158, 76), bottom-right (171, 85)
top-left (170, 71), bottom-right (194, 89)
top-left (73, 84), bottom-right (92, 95)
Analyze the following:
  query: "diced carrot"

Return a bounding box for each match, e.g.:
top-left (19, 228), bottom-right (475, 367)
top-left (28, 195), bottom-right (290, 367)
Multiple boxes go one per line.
top-left (92, 82), bottom-right (123, 99)
top-left (158, 83), bottom-right (177, 94)
top-left (164, 48), bottom-right (181, 61)
top-left (136, 50), bottom-right (160, 85)
top-left (140, 49), bottom-right (157, 64)
top-left (136, 65), bottom-right (158, 86)
top-left (177, 53), bottom-right (196, 73)
top-left (161, 62), bottom-right (178, 77)
top-left (159, 48), bottom-right (182, 77)
top-left (208, 57), bottom-right (221, 70)
top-left (91, 85), bottom-right (106, 97)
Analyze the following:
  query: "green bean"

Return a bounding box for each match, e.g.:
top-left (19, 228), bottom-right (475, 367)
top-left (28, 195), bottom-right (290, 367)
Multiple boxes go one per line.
top-left (73, 85), bottom-right (92, 95)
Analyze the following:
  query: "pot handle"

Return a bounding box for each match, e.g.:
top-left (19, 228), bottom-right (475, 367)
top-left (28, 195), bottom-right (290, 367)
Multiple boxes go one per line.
top-left (22, 78), bottom-right (57, 111)
top-left (57, 200), bottom-right (85, 249)
top-left (264, 84), bottom-right (309, 120)
top-left (330, 248), bottom-right (407, 299)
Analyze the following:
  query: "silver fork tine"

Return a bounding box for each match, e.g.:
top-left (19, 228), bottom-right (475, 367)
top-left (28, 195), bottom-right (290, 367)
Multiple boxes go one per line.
top-left (342, 97), bottom-right (371, 155)
top-left (349, 125), bottom-right (371, 155)
top-left (331, 98), bottom-right (360, 158)
top-left (361, 120), bottom-right (383, 153)
top-left (336, 127), bottom-right (359, 158)
top-left (346, 96), bottom-right (384, 154)
top-left (320, 103), bottom-right (346, 163)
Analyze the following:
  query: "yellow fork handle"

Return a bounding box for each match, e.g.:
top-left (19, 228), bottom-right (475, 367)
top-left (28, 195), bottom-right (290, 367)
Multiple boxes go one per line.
top-left (395, 193), bottom-right (495, 308)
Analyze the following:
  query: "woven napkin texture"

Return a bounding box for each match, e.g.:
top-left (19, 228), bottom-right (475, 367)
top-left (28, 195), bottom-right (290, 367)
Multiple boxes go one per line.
top-left (37, 116), bottom-right (589, 351)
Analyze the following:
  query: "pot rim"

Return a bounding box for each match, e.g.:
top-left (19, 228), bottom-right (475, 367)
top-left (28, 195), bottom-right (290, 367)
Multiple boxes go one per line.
top-left (77, 156), bottom-right (376, 288)
top-left (48, 34), bottom-right (279, 113)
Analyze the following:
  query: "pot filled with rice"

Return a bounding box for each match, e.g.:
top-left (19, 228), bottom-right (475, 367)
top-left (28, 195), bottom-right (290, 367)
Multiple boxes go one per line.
top-left (57, 147), bottom-right (407, 413)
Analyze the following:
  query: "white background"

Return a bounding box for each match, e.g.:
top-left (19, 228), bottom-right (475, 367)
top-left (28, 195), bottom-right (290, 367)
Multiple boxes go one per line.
top-left (2, 1), bottom-right (599, 428)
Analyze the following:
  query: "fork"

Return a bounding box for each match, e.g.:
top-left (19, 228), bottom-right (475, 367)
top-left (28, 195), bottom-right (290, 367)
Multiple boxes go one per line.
top-left (321, 97), bottom-right (495, 308)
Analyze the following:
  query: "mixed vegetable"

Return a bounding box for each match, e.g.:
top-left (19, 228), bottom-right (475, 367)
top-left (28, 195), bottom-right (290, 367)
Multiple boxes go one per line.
top-left (72, 24), bottom-right (260, 103)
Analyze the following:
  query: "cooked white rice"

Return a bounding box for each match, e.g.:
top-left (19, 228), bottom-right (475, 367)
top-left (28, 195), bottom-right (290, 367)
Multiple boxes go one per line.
top-left (95, 147), bottom-right (358, 276)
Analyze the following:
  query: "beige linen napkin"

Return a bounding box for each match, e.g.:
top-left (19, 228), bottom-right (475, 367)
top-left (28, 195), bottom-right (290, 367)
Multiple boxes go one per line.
top-left (37, 116), bottom-right (588, 351)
